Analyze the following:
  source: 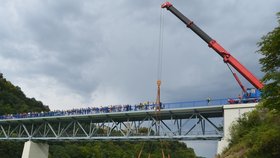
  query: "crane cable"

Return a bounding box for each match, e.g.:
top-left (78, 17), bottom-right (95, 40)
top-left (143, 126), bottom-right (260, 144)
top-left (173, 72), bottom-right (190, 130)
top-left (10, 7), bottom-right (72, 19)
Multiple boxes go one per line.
top-left (156, 2), bottom-right (164, 111)
top-left (157, 6), bottom-right (171, 158)
top-left (137, 5), bottom-right (167, 158)
top-left (137, 142), bottom-right (145, 158)
top-left (158, 8), bottom-right (164, 81)
top-left (157, 7), bottom-right (170, 158)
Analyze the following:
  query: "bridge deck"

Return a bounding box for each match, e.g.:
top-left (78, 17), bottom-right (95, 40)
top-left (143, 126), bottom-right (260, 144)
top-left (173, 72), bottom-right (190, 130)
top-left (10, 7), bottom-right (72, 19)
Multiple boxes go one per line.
top-left (0, 105), bottom-right (223, 123)
top-left (0, 105), bottom-right (224, 141)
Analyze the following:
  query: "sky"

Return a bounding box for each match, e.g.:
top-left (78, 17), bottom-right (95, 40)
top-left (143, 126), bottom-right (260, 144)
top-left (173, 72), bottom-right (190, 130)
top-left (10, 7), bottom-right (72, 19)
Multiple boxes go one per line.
top-left (0, 0), bottom-right (279, 110)
top-left (1, 0), bottom-right (279, 157)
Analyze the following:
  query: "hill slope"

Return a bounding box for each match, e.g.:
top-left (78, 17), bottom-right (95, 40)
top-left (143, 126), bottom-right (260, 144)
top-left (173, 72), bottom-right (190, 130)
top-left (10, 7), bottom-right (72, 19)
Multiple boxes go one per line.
top-left (0, 74), bottom-right (49, 114)
top-left (0, 74), bottom-right (50, 158)
top-left (217, 106), bottom-right (280, 158)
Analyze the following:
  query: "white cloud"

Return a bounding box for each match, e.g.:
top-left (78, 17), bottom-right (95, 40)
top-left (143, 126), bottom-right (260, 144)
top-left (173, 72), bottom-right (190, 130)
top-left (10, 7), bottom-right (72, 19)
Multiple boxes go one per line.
top-left (1, 0), bottom-right (279, 156)
top-left (0, 0), bottom-right (279, 109)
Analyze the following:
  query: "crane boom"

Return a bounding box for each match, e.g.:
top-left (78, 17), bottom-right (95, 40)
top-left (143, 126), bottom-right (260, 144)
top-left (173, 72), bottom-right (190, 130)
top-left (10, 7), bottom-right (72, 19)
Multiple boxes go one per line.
top-left (161, 2), bottom-right (264, 90)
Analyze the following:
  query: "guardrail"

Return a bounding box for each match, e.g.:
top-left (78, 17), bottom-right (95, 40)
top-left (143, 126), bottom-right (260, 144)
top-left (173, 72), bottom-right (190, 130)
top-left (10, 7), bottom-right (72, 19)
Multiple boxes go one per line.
top-left (164, 98), bottom-right (229, 109)
top-left (0, 97), bottom-right (259, 120)
top-left (164, 97), bottom-right (260, 109)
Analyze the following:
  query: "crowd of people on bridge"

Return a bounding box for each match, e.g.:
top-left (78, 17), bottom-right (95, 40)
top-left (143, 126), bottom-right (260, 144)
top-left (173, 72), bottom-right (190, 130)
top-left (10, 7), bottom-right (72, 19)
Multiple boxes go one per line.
top-left (0, 96), bottom-right (259, 120)
top-left (0, 101), bottom-right (164, 120)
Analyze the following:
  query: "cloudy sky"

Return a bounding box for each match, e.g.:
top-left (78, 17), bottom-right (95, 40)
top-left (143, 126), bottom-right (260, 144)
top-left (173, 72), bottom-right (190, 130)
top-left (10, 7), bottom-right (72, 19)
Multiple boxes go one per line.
top-left (0, 0), bottom-right (279, 111)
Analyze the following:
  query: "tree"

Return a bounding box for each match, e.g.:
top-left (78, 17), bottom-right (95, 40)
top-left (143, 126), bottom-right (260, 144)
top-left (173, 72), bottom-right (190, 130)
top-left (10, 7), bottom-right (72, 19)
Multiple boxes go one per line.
top-left (258, 12), bottom-right (280, 111)
top-left (217, 12), bottom-right (280, 158)
top-left (0, 75), bottom-right (50, 158)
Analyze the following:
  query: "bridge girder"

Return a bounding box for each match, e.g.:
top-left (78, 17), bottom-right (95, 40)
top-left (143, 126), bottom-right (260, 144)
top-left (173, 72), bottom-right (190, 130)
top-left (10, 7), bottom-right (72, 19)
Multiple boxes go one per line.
top-left (0, 107), bottom-right (223, 141)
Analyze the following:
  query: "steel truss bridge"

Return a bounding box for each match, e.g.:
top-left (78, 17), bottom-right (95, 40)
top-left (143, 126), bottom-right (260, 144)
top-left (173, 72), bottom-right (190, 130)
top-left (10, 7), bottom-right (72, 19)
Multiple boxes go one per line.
top-left (0, 105), bottom-right (224, 141)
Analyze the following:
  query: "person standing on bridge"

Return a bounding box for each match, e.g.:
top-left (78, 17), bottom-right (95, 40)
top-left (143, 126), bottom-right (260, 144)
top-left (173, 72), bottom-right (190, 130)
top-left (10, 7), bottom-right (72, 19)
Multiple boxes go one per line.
top-left (238, 94), bottom-right (242, 103)
top-left (207, 97), bottom-right (211, 105)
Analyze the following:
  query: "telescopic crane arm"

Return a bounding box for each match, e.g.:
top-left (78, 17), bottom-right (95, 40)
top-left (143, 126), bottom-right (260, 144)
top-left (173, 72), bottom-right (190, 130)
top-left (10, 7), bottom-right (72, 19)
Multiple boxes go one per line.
top-left (161, 2), bottom-right (264, 90)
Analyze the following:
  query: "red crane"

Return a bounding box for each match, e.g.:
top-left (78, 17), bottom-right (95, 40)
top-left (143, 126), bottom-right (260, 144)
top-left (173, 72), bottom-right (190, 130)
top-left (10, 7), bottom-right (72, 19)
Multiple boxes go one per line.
top-left (161, 2), bottom-right (263, 94)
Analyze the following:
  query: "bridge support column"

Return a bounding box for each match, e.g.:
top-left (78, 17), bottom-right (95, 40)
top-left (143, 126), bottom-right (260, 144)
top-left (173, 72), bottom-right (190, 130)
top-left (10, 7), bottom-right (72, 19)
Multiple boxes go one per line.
top-left (217, 103), bottom-right (256, 155)
top-left (22, 141), bottom-right (49, 158)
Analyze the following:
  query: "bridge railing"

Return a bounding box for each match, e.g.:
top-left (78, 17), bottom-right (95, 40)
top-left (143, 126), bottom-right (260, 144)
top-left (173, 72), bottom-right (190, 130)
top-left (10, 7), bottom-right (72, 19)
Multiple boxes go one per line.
top-left (0, 97), bottom-right (259, 120)
top-left (164, 97), bottom-right (260, 109)
top-left (163, 98), bottom-right (228, 109)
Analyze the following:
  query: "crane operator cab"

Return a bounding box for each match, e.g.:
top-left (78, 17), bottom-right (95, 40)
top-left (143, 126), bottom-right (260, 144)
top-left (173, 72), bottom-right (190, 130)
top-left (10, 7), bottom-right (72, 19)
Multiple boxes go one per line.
top-left (242, 88), bottom-right (261, 103)
top-left (228, 88), bottom-right (261, 104)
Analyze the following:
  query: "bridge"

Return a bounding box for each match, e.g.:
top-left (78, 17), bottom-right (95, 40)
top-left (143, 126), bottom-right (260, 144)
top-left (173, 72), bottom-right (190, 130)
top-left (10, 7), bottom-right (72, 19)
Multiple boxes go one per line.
top-left (0, 99), bottom-right (257, 158)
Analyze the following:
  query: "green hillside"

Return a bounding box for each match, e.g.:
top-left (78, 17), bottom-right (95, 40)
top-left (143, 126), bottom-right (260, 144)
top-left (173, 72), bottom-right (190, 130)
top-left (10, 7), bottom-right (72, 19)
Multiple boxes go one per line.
top-left (0, 74), bottom-right (50, 114)
top-left (0, 74), bottom-right (50, 158)
top-left (49, 141), bottom-right (196, 158)
top-left (218, 106), bottom-right (280, 158)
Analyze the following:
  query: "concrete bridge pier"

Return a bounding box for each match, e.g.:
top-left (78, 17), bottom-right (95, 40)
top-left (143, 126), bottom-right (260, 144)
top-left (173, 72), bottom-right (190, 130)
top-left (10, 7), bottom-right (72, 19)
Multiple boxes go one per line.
top-left (217, 103), bottom-right (257, 155)
top-left (22, 141), bottom-right (49, 158)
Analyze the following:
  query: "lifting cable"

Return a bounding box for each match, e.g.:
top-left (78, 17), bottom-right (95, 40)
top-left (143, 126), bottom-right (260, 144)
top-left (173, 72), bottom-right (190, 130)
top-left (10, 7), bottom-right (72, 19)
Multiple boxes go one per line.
top-left (157, 2), bottom-right (171, 157)
top-left (156, 1), bottom-right (164, 111)
top-left (137, 142), bottom-right (145, 158)
top-left (137, 3), bottom-right (167, 158)
top-left (157, 6), bottom-right (169, 158)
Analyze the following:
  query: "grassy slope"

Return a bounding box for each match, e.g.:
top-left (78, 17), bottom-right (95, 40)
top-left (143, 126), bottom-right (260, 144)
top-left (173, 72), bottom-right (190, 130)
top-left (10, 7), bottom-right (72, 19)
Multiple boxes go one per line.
top-left (217, 105), bottom-right (280, 158)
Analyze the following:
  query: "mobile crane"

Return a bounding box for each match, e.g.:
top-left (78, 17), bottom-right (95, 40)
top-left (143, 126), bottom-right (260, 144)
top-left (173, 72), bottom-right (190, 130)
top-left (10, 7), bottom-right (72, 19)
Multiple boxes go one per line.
top-left (161, 2), bottom-right (263, 103)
